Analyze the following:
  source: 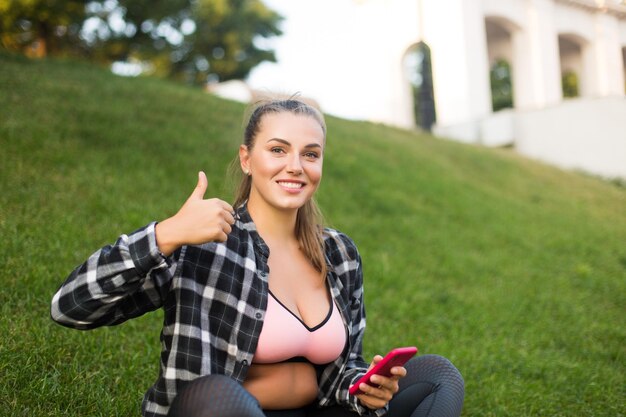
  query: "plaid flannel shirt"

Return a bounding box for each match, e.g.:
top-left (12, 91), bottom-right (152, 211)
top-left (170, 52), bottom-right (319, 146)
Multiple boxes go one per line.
top-left (51, 204), bottom-right (387, 417)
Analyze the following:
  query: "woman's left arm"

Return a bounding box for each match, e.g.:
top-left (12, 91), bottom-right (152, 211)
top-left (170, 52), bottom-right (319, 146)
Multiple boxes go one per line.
top-left (327, 233), bottom-right (394, 416)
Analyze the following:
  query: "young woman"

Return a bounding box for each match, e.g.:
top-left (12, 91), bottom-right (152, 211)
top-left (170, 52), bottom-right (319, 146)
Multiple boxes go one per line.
top-left (51, 99), bottom-right (464, 417)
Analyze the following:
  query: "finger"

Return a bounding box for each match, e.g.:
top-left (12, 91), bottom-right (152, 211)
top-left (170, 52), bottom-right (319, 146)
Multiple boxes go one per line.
top-left (390, 366), bottom-right (407, 378)
top-left (360, 383), bottom-right (392, 402)
top-left (224, 210), bottom-right (236, 225)
top-left (367, 355), bottom-right (384, 371)
top-left (215, 230), bottom-right (228, 243)
top-left (373, 372), bottom-right (402, 395)
top-left (222, 220), bottom-right (232, 235)
top-left (219, 200), bottom-right (235, 215)
top-left (370, 375), bottom-right (395, 393)
top-left (190, 171), bottom-right (208, 200)
top-left (217, 203), bottom-right (235, 223)
top-left (357, 395), bottom-right (386, 411)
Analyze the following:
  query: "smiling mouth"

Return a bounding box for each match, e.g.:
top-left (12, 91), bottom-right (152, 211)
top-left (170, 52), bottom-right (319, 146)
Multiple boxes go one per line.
top-left (277, 181), bottom-right (304, 189)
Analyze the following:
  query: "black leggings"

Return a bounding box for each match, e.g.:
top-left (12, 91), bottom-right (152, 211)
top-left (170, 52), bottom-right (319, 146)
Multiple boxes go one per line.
top-left (167, 355), bottom-right (464, 417)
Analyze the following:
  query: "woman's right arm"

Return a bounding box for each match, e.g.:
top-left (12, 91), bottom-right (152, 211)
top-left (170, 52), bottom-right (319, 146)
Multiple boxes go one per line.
top-left (51, 171), bottom-right (235, 330)
top-left (50, 222), bottom-right (176, 329)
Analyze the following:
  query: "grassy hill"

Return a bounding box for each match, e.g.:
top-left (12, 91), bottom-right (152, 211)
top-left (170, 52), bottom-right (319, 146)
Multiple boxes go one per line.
top-left (1, 52), bottom-right (624, 416)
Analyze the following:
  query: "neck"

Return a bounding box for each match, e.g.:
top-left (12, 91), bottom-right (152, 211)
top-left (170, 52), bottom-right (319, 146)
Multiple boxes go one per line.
top-left (247, 196), bottom-right (299, 247)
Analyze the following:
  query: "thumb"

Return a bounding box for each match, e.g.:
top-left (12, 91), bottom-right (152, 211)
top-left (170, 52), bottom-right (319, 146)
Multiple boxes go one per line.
top-left (190, 171), bottom-right (208, 200)
top-left (368, 355), bottom-right (384, 370)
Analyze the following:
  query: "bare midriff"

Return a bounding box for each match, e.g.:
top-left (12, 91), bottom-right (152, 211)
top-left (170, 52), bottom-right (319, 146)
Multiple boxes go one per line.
top-left (243, 362), bottom-right (318, 409)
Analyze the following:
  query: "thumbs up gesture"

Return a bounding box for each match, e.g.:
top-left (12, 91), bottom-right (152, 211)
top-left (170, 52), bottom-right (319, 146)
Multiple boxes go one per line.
top-left (155, 171), bottom-right (236, 256)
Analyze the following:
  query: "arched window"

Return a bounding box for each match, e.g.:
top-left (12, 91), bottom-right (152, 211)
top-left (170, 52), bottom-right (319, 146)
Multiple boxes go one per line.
top-left (558, 34), bottom-right (586, 98)
top-left (561, 70), bottom-right (579, 98)
top-left (490, 59), bottom-right (514, 111)
top-left (404, 42), bottom-right (436, 131)
top-left (622, 47), bottom-right (626, 94)
top-left (485, 17), bottom-right (517, 112)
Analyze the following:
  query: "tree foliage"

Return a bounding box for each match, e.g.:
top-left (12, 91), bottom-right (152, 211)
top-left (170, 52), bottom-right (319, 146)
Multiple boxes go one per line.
top-left (181, 0), bottom-right (282, 83)
top-left (405, 42), bottom-right (436, 132)
top-left (0, 0), bottom-right (283, 84)
top-left (561, 70), bottom-right (579, 98)
top-left (490, 58), bottom-right (514, 112)
top-left (0, 0), bottom-right (86, 57)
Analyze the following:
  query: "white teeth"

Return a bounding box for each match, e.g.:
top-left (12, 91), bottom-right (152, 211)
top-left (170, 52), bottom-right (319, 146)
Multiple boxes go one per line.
top-left (278, 181), bottom-right (303, 189)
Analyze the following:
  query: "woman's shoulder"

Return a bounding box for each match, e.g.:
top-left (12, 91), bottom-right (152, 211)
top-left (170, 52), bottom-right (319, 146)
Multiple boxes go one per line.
top-left (323, 227), bottom-right (360, 262)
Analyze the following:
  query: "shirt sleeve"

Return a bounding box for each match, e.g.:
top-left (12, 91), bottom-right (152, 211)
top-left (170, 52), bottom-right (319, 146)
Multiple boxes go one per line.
top-left (331, 234), bottom-right (389, 416)
top-left (50, 222), bottom-right (176, 330)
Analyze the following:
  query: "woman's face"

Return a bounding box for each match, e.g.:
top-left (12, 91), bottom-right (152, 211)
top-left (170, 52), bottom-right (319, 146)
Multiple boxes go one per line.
top-left (240, 111), bottom-right (325, 213)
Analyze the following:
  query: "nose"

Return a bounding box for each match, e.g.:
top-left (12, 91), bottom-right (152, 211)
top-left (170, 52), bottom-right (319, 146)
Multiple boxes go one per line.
top-left (286, 154), bottom-right (303, 175)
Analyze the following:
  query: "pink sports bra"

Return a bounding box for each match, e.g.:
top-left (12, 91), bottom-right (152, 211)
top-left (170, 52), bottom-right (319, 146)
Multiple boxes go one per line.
top-left (253, 291), bottom-right (347, 364)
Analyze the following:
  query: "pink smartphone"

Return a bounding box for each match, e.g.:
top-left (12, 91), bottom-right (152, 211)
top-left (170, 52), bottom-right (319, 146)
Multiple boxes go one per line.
top-left (349, 346), bottom-right (418, 396)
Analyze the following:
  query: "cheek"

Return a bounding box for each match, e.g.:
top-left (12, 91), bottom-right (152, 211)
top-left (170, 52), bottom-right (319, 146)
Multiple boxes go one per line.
top-left (252, 154), bottom-right (281, 174)
top-left (307, 164), bottom-right (323, 184)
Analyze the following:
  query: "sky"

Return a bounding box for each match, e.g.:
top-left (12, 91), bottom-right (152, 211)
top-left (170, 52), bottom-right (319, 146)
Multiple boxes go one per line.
top-left (245, 0), bottom-right (387, 121)
top-left (103, 0), bottom-right (404, 122)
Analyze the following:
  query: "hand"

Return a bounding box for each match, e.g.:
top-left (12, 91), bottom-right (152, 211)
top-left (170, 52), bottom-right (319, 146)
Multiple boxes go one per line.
top-left (156, 171), bottom-right (235, 256)
top-left (355, 355), bottom-right (407, 410)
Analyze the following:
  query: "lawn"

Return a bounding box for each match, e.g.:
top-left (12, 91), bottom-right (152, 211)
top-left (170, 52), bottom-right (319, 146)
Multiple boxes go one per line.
top-left (1, 52), bottom-right (625, 416)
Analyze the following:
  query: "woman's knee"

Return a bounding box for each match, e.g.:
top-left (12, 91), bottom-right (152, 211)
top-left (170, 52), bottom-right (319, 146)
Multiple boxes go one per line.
top-left (168, 374), bottom-right (263, 417)
top-left (393, 355), bottom-right (464, 416)
top-left (404, 354), bottom-right (464, 390)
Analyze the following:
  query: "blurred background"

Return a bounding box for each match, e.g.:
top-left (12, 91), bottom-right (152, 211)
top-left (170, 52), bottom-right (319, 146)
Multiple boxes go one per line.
top-left (1, 2), bottom-right (626, 416)
top-left (2, 0), bottom-right (625, 179)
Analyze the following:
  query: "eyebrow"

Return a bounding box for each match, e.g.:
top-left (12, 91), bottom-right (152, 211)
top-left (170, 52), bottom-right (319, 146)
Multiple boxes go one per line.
top-left (267, 138), bottom-right (322, 149)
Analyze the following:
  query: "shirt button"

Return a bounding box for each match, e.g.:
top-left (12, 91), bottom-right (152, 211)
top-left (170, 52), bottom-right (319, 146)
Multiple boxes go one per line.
top-left (242, 359), bottom-right (249, 366)
top-left (255, 312), bottom-right (262, 319)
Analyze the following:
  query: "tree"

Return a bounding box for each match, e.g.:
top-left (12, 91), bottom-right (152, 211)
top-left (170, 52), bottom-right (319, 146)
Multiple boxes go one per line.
top-left (178, 0), bottom-right (282, 84)
top-left (561, 70), bottom-right (579, 98)
top-left (85, 0), bottom-right (283, 84)
top-left (1, 0), bottom-right (283, 85)
top-left (83, 0), bottom-right (192, 63)
top-left (0, 0), bottom-right (85, 57)
top-left (490, 58), bottom-right (514, 111)
top-left (414, 42), bottom-right (436, 131)
top-left (404, 42), bottom-right (436, 131)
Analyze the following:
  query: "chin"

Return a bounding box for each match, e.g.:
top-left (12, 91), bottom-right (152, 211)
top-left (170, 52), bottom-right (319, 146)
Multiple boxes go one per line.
top-left (275, 202), bottom-right (307, 211)
top-left (272, 197), bottom-right (311, 211)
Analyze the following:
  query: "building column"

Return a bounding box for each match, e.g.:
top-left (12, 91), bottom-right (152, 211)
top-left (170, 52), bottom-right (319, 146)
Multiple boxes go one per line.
top-left (513, 0), bottom-right (562, 109)
top-left (587, 11), bottom-right (625, 97)
top-left (421, 0), bottom-right (491, 142)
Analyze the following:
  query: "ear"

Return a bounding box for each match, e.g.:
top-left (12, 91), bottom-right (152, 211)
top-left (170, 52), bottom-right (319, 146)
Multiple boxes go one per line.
top-left (239, 144), bottom-right (250, 174)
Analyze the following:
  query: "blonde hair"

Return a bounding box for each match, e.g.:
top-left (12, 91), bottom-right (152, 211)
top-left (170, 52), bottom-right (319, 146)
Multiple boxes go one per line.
top-left (232, 98), bottom-right (328, 278)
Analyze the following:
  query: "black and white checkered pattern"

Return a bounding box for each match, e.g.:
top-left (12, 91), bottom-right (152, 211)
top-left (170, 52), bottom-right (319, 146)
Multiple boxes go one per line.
top-left (51, 205), bottom-right (385, 417)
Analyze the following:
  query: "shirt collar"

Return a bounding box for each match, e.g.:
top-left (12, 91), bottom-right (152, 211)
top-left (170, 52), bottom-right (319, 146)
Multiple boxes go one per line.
top-left (235, 202), bottom-right (270, 260)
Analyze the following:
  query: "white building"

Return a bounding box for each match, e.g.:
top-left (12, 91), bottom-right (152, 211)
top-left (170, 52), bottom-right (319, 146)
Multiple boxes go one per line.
top-left (246, 0), bottom-right (626, 179)
top-left (418, 0), bottom-right (626, 180)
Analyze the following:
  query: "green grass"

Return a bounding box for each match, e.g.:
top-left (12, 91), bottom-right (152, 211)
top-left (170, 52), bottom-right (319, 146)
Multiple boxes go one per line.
top-left (1, 52), bottom-right (625, 416)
